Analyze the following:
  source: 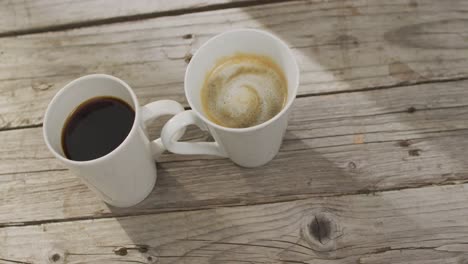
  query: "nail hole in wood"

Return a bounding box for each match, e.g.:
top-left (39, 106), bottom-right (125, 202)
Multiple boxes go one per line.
top-left (398, 140), bottom-right (411, 147)
top-left (408, 149), bottom-right (421, 156)
top-left (407, 106), bottom-right (416, 113)
top-left (138, 245), bottom-right (149, 253)
top-left (182, 33), bottom-right (193, 39)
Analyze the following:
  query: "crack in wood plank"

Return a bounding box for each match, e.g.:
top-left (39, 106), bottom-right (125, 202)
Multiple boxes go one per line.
top-left (0, 257), bottom-right (32, 264)
top-left (296, 76), bottom-right (468, 98)
top-left (0, 0), bottom-right (297, 38)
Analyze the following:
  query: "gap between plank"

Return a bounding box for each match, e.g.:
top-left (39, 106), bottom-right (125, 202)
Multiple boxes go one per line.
top-left (296, 76), bottom-right (468, 98)
top-left (1, 178), bottom-right (467, 229)
top-left (0, 0), bottom-right (297, 38)
top-left (0, 123), bottom-right (42, 132)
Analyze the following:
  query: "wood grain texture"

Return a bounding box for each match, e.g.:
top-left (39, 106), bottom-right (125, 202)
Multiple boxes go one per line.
top-left (0, 0), bottom-right (251, 35)
top-left (1, 81), bottom-right (468, 225)
top-left (1, 183), bottom-right (468, 264)
top-left (1, 0), bottom-right (468, 129)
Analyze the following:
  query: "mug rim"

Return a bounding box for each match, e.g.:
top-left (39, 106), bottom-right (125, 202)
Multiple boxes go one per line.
top-left (184, 28), bottom-right (300, 133)
top-left (43, 74), bottom-right (141, 165)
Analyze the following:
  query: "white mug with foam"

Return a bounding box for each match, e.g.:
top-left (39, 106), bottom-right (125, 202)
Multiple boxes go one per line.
top-left (161, 29), bottom-right (299, 167)
top-left (43, 74), bottom-right (185, 207)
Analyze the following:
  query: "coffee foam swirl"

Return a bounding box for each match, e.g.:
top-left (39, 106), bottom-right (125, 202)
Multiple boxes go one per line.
top-left (201, 54), bottom-right (287, 128)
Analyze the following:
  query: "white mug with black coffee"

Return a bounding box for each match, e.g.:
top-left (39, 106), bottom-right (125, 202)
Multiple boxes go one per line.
top-left (162, 29), bottom-right (299, 167)
top-left (43, 74), bottom-right (184, 207)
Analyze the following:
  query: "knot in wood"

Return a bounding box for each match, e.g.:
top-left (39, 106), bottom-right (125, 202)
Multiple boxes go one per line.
top-left (398, 140), bottom-right (411, 147)
top-left (113, 247), bottom-right (128, 256)
top-left (50, 253), bottom-right (60, 262)
top-left (147, 255), bottom-right (158, 263)
top-left (309, 215), bottom-right (331, 244)
top-left (47, 249), bottom-right (66, 264)
top-left (136, 244), bottom-right (149, 253)
top-left (347, 161), bottom-right (357, 170)
top-left (301, 211), bottom-right (340, 255)
top-left (408, 149), bottom-right (421, 156)
top-left (184, 53), bottom-right (193, 64)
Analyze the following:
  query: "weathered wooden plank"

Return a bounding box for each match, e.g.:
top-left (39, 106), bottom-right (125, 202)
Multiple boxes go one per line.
top-left (1, 184), bottom-right (468, 264)
top-left (1, 0), bottom-right (468, 129)
top-left (3, 78), bottom-right (468, 174)
top-left (1, 81), bottom-right (468, 225)
top-left (0, 0), bottom-right (251, 35)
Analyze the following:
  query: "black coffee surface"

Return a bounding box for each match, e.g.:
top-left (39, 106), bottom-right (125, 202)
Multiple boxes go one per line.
top-left (62, 96), bottom-right (135, 161)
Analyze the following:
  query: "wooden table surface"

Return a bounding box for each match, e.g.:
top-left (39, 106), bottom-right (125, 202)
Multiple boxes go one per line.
top-left (1, 0), bottom-right (468, 263)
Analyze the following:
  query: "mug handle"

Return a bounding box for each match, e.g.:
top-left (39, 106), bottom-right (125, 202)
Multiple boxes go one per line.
top-left (161, 110), bottom-right (227, 157)
top-left (140, 100), bottom-right (185, 160)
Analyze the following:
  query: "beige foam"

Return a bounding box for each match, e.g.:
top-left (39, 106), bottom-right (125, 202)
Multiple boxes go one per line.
top-left (201, 53), bottom-right (287, 128)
